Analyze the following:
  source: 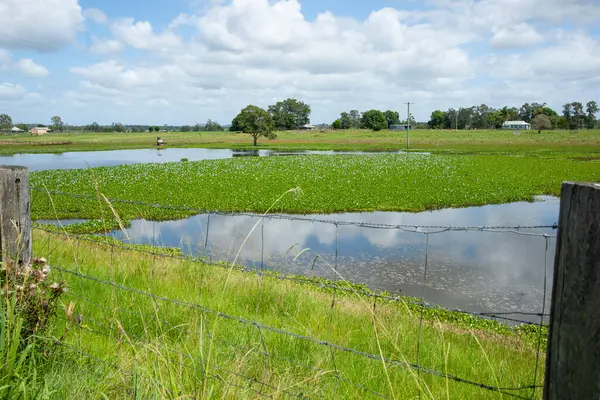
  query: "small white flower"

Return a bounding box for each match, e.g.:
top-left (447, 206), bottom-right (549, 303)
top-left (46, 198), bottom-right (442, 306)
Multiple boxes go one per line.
top-left (50, 282), bottom-right (60, 290)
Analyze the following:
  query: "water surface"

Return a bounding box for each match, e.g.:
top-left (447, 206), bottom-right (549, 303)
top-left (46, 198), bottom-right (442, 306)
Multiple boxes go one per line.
top-left (103, 197), bottom-right (558, 319)
top-left (0, 148), bottom-right (415, 171)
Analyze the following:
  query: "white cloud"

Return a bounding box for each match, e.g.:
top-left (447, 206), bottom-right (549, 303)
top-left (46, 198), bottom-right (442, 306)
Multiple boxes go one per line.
top-left (491, 23), bottom-right (544, 49)
top-left (15, 0), bottom-right (598, 124)
top-left (0, 82), bottom-right (27, 100)
top-left (111, 19), bottom-right (182, 51)
top-left (15, 58), bottom-right (50, 78)
top-left (89, 38), bottom-right (125, 55)
top-left (83, 8), bottom-right (108, 24)
top-left (0, 0), bottom-right (83, 51)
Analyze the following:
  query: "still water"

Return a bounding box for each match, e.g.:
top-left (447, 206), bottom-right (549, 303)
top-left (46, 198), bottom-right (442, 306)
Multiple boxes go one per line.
top-left (0, 148), bottom-right (415, 171)
top-left (105, 196), bottom-right (558, 318)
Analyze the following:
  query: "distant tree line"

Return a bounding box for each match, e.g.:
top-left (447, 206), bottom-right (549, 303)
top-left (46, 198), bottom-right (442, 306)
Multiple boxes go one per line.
top-left (2, 99), bottom-right (598, 139)
top-left (332, 109), bottom-right (402, 131)
top-left (427, 101), bottom-right (598, 130)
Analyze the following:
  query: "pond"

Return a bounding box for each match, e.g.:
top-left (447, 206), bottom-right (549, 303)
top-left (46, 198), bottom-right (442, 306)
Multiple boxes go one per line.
top-left (99, 196), bottom-right (558, 321)
top-left (0, 148), bottom-right (418, 171)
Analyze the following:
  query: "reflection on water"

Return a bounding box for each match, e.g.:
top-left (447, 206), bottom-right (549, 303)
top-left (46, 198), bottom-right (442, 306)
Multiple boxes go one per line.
top-left (0, 148), bottom-right (415, 171)
top-left (107, 197), bottom-right (558, 317)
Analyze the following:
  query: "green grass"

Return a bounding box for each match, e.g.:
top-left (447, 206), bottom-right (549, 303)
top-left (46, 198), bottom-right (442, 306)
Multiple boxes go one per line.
top-left (34, 230), bottom-right (545, 399)
top-left (1, 129), bottom-right (599, 156)
top-left (30, 154), bottom-right (600, 222)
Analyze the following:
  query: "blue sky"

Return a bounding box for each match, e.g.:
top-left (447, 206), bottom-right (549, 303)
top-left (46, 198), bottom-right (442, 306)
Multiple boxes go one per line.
top-left (1, 0), bottom-right (600, 126)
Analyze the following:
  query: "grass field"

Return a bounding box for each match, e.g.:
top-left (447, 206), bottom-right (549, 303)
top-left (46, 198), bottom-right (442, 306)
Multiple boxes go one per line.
top-left (29, 230), bottom-right (544, 399)
top-left (30, 154), bottom-right (600, 224)
top-left (1, 129), bottom-right (600, 156)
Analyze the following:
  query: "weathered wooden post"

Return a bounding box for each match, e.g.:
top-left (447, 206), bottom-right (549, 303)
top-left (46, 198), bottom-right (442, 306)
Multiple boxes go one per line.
top-left (0, 165), bottom-right (31, 266)
top-left (544, 182), bottom-right (600, 399)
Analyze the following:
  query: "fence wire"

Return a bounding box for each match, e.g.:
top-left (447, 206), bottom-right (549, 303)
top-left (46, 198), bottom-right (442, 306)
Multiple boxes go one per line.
top-left (31, 188), bottom-right (551, 398)
top-left (45, 261), bottom-right (542, 399)
top-left (35, 226), bottom-right (548, 326)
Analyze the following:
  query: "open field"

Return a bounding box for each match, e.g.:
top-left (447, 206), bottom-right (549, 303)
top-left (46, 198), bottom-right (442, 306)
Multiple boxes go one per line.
top-left (30, 154), bottom-right (600, 223)
top-left (30, 230), bottom-right (544, 399)
top-left (2, 129), bottom-right (600, 156)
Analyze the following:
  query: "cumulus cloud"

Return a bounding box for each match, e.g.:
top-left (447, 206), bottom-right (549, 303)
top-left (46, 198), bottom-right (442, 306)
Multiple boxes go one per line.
top-left (38, 0), bottom-right (600, 123)
top-left (15, 58), bottom-right (50, 77)
top-left (0, 0), bottom-right (83, 51)
top-left (111, 19), bottom-right (182, 51)
top-left (491, 23), bottom-right (544, 49)
top-left (0, 82), bottom-right (28, 100)
top-left (83, 8), bottom-right (108, 24)
top-left (89, 38), bottom-right (125, 55)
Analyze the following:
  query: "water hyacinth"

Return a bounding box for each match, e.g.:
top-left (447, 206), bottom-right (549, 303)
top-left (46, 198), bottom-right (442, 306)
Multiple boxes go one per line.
top-left (29, 154), bottom-right (600, 222)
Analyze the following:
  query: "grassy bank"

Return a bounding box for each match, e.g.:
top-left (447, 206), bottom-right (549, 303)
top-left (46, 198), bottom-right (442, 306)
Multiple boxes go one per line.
top-left (2, 129), bottom-right (600, 156)
top-left (30, 154), bottom-right (600, 221)
top-left (33, 230), bottom-right (544, 398)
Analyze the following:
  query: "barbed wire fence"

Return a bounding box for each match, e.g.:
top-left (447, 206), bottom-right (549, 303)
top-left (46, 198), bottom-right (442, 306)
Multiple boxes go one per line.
top-left (31, 187), bottom-right (555, 398)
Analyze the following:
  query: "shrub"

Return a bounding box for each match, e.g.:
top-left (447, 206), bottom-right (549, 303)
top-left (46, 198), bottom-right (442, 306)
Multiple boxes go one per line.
top-left (0, 257), bottom-right (67, 342)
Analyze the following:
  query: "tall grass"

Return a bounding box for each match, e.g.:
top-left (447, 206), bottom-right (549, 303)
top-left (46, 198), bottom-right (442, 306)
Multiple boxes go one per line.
top-left (33, 230), bottom-right (544, 399)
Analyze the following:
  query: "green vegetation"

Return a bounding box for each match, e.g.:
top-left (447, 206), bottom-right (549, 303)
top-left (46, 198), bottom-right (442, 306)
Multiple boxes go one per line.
top-left (25, 230), bottom-right (544, 398)
top-left (231, 105), bottom-right (277, 146)
top-left (30, 154), bottom-right (600, 222)
top-left (1, 129), bottom-right (599, 155)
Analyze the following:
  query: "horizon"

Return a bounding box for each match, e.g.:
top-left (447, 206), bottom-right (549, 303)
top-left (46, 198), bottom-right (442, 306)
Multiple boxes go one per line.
top-left (1, 0), bottom-right (599, 125)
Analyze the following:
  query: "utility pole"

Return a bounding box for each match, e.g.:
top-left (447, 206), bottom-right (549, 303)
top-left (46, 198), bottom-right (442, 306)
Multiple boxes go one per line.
top-left (405, 102), bottom-right (413, 150)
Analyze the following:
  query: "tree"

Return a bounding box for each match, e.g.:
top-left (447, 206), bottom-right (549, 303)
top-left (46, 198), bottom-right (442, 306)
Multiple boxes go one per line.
top-left (332, 119), bottom-right (341, 130)
top-left (586, 100), bottom-right (598, 129)
top-left (193, 123), bottom-right (202, 132)
top-left (268, 98), bottom-right (311, 130)
top-left (339, 112), bottom-right (352, 129)
top-left (0, 113), bottom-right (13, 132)
top-left (51, 116), bottom-right (64, 132)
top-left (16, 123), bottom-right (28, 132)
top-left (428, 110), bottom-right (446, 129)
top-left (531, 114), bottom-right (552, 131)
top-left (571, 102), bottom-right (585, 129)
top-left (384, 110), bottom-right (400, 128)
top-left (349, 110), bottom-right (361, 128)
top-left (229, 117), bottom-right (240, 132)
top-left (112, 122), bottom-right (125, 132)
top-left (233, 105), bottom-right (276, 146)
top-left (360, 110), bottom-right (388, 131)
top-left (180, 125), bottom-right (191, 132)
top-left (204, 119), bottom-right (223, 132)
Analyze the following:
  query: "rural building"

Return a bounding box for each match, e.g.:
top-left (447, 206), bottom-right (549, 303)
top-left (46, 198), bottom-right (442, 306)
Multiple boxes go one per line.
top-left (300, 124), bottom-right (316, 130)
top-left (389, 124), bottom-right (412, 131)
top-left (11, 126), bottom-right (23, 133)
top-left (502, 121), bottom-right (531, 130)
top-left (30, 127), bottom-right (49, 135)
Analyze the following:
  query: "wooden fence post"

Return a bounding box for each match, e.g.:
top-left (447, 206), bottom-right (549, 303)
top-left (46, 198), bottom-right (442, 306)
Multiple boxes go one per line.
top-left (0, 166), bottom-right (31, 266)
top-left (544, 182), bottom-right (600, 399)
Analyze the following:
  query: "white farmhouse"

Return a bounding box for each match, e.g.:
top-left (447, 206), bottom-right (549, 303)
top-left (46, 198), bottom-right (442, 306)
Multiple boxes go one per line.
top-left (502, 121), bottom-right (531, 130)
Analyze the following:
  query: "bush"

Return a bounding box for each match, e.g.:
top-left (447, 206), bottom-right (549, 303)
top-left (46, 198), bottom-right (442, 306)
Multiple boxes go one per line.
top-left (1, 258), bottom-right (67, 342)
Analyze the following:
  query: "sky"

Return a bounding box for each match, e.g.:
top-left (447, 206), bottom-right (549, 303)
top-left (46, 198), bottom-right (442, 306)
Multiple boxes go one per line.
top-left (1, 0), bottom-right (600, 126)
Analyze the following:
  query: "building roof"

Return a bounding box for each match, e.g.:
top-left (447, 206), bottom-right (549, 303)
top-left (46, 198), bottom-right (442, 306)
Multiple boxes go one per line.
top-left (11, 127), bottom-right (23, 131)
top-left (503, 121), bottom-right (530, 125)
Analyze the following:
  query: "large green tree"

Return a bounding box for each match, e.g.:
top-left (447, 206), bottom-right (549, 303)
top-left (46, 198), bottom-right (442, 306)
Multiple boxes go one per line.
top-left (349, 110), bottom-right (361, 128)
top-left (384, 110), bottom-right (400, 127)
top-left (233, 105), bottom-right (276, 146)
top-left (204, 119), bottom-right (223, 131)
top-left (51, 115), bottom-right (64, 132)
top-left (586, 100), bottom-right (598, 129)
top-left (339, 112), bottom-right (352, 129)
top-left (0, 113), bottom-right (13, 132)
top-left (268, 98), bottom-right (311, 130)
top-left (428, 110), bottom-right (447, 129)
top-left (360, 110), bottom-right (388, 131)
